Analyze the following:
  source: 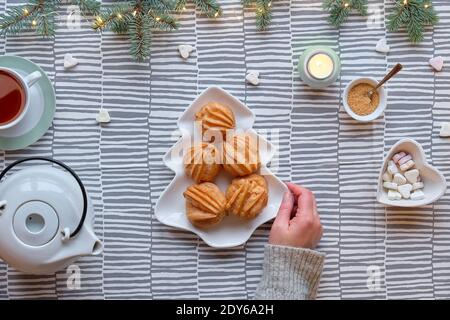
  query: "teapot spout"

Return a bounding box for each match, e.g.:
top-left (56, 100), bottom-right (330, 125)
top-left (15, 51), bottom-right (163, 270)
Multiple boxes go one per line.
top-left (84, 228), bottom-right (103, 256)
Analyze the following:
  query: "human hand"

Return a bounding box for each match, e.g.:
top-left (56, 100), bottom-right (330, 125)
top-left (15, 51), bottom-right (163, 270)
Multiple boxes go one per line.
top-left (268, 183), bottom-right (323, 249)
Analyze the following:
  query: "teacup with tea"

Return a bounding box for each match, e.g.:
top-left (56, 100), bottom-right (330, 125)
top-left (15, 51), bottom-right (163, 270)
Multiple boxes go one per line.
top-left (0, 67), bottom-right (42, 130)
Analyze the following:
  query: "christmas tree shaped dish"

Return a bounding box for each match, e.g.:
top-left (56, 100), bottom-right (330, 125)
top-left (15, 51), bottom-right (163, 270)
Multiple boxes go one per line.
top-left (155, 87), bottom-right (287, 248)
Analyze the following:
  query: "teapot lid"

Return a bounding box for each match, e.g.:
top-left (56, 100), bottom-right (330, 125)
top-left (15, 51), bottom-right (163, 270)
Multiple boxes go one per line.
top-left (0, 157), bottom-right (88, 244)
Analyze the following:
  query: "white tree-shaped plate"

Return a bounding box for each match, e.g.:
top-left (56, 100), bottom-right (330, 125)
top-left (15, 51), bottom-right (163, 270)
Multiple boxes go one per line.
top-left (155, 87), bottom-right (288, 248)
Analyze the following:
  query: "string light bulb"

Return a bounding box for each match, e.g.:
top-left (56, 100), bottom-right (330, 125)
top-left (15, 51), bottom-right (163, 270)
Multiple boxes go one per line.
top-left (132, 10), bottom-right (137, 16)
top-left (23, 8), bottom-right (29, 16)
top-left (31, 20), bottom-right (37, 26)
top-left (182, 6), bottom-right (186, 11)
top-left (424, 3), bottom-right (430, 9)
top-left (155, 16), bottom-right (161, 21)
top-left (117, 13), bottom-right (123, 19)
top-left (214, 11), bottom-right (219, 17)
top-left (403, 0), bottom-right (408, 5)
top-left (344, 2), bottom-right (350, 8)
top-left (268, 1), bottom-right (272, 7)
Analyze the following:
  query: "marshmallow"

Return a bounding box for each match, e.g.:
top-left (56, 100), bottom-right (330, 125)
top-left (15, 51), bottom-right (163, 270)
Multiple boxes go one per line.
top-left (412, 182), bottom-right (424, 190)
top-left (375, 37), bottom-right (390, 54)
top-left (393, 152), bottom-right (407, 163)
top-left (400, 160), bottom-right (415, 171)
top-left (393, 173), bottom-right (407, 186)
top-left (96, 108), bottom-right (111, 123)
top-left (429, 56), bottom-right (444, 72)
top-left (398, 184), bottom-right (413, 199)
top-left (383, 182), bottom-right (398, 190)
top-left (382, 172), bottom-right (392, 182)
top-left (387, 161), bottom-right (399, 175)
top-left (246, 70), bottom-right (260, 86)
top-left (411, 190), bottom-right (425, 201)
top-left (178, 44), bottom-right (194, 59)
top-left (440, 122), bottom-right (450, 138)
top-left (388, 190), bottom-right (402, 201)
top-left (64, 53), bottom-right (78, 69)
top-left (404, 169), bottom-right (420, 184)
top-left (398, 154), bottom-right (412, 165)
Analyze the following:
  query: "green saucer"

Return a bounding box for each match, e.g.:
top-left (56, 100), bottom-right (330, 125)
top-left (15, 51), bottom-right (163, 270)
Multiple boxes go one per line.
top-left (0, 55), bottom-right (55, 151)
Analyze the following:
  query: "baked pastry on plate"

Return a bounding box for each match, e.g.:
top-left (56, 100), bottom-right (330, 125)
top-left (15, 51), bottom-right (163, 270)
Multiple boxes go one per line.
top-left (223, 133), bottom-right (260, 176)
top-left (184, 142), bottom-right (220, 182)
top-left (195, 102), bottom-right (235, 139)
top-left (183, 182), bottom-right (227, 228)
top-left (226, 174), bottom-right (268, 220)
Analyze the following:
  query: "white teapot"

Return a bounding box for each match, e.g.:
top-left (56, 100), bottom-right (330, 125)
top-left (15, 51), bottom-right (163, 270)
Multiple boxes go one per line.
top-left (0, 157), bottom-right (103, 274)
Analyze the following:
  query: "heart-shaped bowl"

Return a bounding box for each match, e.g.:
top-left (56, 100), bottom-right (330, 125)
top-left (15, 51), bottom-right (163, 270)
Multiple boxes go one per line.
top-left (155, 86), bottom-right (287, 248)
top-left (377, 138), bottom-right (447, 207)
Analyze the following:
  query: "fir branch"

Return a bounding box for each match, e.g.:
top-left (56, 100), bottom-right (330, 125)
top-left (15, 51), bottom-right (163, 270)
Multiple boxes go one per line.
top-left (242, 0), bottom-right (273, 30)
top-left (129, 12), bottom-right (151, 61)
top-left (0, 0), bottom-right (101, 37)
top-left (76, 0), bottom-right (101, 16)
top-left (175, 0), bottom-right (222, 18)
top-left (323, 0), bottom-right (368, 28)
top-left (387, 0), bottom-right (438, 43)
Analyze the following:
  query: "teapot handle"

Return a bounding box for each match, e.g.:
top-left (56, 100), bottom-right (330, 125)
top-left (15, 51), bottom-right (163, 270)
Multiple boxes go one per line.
top-left (0, 157), bottom-right (87, 239)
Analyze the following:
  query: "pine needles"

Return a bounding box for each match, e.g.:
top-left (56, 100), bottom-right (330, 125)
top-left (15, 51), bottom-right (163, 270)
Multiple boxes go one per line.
top-left (322, 0), bottom-right (368, 28)
top-left (387, 0), bottom-right (438, 43)
top-left (0, 0), bottom-right (100, 37)
top-left (242, 0), bottom-right (273, 30)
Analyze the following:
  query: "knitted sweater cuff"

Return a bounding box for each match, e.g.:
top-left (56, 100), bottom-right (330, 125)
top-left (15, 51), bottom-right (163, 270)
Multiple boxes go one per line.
top-left (254, 244), bottom-right (325, 300)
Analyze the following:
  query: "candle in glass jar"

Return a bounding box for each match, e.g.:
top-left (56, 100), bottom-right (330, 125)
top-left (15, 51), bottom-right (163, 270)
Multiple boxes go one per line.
top-left (307, 53), bottom-right (334, 79)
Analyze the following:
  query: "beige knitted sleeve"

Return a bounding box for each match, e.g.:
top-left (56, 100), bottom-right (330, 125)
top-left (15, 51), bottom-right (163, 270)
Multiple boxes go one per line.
top-left (254, 244), bottom-right (326, 300)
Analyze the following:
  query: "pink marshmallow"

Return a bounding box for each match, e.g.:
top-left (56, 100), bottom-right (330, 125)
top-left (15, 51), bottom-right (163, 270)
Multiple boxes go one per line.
top-left (398, 154), bottom-right (412, 165)
top-left (393, 152), bottom-right (407, 163)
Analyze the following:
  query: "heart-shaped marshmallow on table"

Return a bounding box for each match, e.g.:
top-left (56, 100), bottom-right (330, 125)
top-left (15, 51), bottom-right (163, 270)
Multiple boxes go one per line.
top-left (375, 37), bottom-right (390, 54)
top-left (377, 138), bottom-right (447, 207)
top-left (64, 53), bottom-right (78, 69)
top-left (429, 56), bottom-right (444, 72)
top-left (246, 70), bottom-right (260, 86)
top-left (178, 45), bottom-right (194, 59)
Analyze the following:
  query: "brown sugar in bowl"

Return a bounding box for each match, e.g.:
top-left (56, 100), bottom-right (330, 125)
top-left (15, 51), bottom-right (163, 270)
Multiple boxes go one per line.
top-left (343, 77), bottom-right (387, 122)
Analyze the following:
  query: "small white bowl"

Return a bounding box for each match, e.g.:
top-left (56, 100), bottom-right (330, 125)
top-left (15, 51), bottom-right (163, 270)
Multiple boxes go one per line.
top-left (377, 138), bottom-right (447, 207)
top-left (343, 77), bottom-right (387, 122)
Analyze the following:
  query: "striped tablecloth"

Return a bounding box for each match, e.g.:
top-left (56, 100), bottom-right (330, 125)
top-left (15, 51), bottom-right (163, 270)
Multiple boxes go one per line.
top-left (1, 0), bottom-right (450, 300)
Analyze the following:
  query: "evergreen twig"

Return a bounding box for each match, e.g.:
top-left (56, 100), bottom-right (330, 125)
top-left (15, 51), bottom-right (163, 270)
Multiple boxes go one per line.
top-left (387, 0), bottom-right (438, 43)
top-left (175, 0), bottom-right (222, 18)
top-left (243, 0), bottom-right (273, 31)
top-left (0, 0), bottom-right (100, 37)
top-left (323, 0), bottom-right (368, 28)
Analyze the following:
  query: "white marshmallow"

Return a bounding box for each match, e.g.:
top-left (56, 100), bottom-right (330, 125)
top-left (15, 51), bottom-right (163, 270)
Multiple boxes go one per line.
top-left (375, 37), bottom-right (390, 54)
top-left (246, 70), bottom-right (260, 86)
top-left (64, 53), bottom-right (78, 69)
top-left (440, 122), bottom-right (450, 138)
top-left (387, 161), bottom-right (399, 175)
top-left (178, 44), bottom-right (194, 59)
top-left (393, 173), bottom-right (407, 186)
top-left (400, 160), bottom-right (415, 171)
top-left (382, 171), bottom-right (392, 182)
top-left (412, 182), bottom-right (424, 190)
top-left (411, 190), bottom-right (425, 201)
top-left (383, 182), bottom-right (398, 190)
top-left (388, 190), bottom-right (402, 201)
top-left (96, 108), bottom-right (111, 123)
top-left (404, 169), bottom-right (420, 184)
top-left (398, 184), bottom-right (413, 199)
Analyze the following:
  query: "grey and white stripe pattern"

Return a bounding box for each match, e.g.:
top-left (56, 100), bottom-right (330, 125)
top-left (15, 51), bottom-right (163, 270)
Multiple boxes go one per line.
top-left (1, 0), bottom-right (450, 299)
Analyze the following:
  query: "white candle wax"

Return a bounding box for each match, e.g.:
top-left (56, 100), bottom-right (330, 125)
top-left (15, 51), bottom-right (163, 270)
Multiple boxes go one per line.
top-left (307, 53), bottom-right (334, 80)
